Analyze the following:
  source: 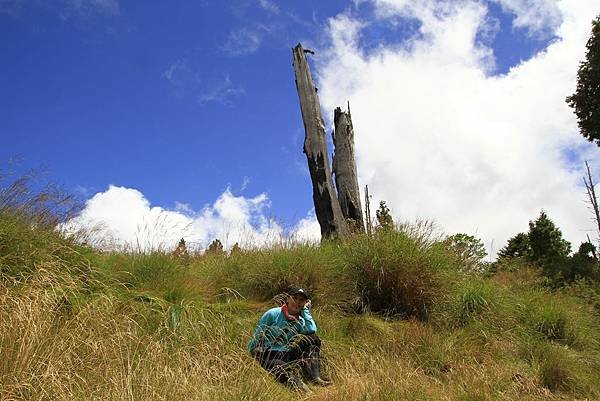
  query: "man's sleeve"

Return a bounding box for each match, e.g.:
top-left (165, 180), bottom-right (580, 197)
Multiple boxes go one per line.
top-left (247, 310), bottom-right (272, 353)
top-left (300, 307), bottom-right (317, 334)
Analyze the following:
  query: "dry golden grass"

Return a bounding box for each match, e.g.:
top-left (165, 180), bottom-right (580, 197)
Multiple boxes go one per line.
top-left (1, 182), bottom-right (599, 400)
top-left (3, 260), bottom-right (597, 401)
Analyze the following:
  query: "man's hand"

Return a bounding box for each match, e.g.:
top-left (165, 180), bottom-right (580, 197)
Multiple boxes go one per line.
top-left (304, 299), bottom-right (312, 309)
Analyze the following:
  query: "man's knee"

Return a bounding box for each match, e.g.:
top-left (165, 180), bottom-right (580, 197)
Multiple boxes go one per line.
top-left (299, 333), bottom-right (321, 348)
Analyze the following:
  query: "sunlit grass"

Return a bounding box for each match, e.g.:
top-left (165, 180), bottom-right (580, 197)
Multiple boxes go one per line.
top-left (1, 178), bottom-right (600, 400)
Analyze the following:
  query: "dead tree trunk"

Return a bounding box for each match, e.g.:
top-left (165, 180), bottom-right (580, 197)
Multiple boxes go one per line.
top-left (365, 185), bottom-right (373, 236)
top-left (292, 43), bottom-right (348, 239)
top-left (332, 103), bottom-right (364, 232)
top-left (584, 160), bottom-right (600, 266)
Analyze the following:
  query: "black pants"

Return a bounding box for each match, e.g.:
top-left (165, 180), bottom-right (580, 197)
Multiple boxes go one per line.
top-left (253, 334), bottom-right (322, 384)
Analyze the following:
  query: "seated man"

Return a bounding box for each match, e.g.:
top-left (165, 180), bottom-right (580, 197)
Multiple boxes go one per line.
top-left (248, 288), bottom-right (331, 392)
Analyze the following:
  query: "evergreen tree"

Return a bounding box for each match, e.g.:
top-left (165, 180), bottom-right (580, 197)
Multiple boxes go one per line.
top-left (206, 238), bottom-right (224, 255)
top-left (172, 238), bottom-right (189, 259)
top-left (564, 242), bottom-right (599, 281)
top-left (498, 232), bottom-right (530, 259)
top-left (375, 201), bottom-right (394, 230)
top-left (527, 211), bottom-right (571, 271)
top-left (230, 242), bottom-right (242, 256)
top-left (566, 15), bottom-right (600, 145)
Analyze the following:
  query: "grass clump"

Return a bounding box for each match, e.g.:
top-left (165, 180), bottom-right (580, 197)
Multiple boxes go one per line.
top-left (457, 282), bottom-right (493, 325)
top-left (341, 229), bottom-right (452, 320)
top-left (538, 349), bottom-right (576, 392)
top-left (535, 305), bottom-right (567, 341)
top-left (199, 243), bottom-right (344, 304)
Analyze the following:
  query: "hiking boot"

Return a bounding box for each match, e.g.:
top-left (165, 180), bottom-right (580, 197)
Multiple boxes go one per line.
top-left (311, 377), bottom-right (332, 387)
top-left (306, 356), bottom-right (331, 386)
top-left (288, 375), bottom-right (311, 393)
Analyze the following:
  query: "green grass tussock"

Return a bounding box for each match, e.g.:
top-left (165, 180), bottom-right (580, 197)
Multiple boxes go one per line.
top-left (340, 230), bottom-right (452, 319)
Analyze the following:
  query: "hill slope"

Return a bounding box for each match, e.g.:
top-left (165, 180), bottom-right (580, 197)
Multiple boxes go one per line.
top-left (1, 207), bottom-right (600, 401)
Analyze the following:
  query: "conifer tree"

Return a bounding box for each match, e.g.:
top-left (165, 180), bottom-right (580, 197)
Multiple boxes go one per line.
top-left (375, 201), bottom-right (394, 230)
top-left (498, 232), bottom-right (530, 259)
top-left (527, 211), bottom-right (571, 268)
top-left (230, 242), bottom-right (242, 256)
top-left (566, 15), bottom-right (600, 145)
top-left (206, 238), bottom-right (224, 255)
top-left (172, 238), bottom-right (189, 259)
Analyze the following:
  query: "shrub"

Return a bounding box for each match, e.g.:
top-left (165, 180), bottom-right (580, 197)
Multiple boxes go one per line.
top-left (443, 233), bottom-right (487, 272)
top-left (341, 230), bottom-right (448, 320)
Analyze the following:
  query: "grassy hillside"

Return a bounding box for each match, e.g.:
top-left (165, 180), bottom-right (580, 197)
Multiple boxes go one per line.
top-left (2, 195), bottom-right (600, 400)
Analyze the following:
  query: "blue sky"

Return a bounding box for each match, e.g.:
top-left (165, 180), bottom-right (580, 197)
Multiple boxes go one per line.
top-left (2, 0), bottom-right (600, 252)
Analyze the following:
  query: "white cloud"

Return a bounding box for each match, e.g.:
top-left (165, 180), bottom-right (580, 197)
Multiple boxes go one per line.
top-left (222, 25), bottom-right (270, 56)
top-left (162, 62), bottom-right (243, 106)
top-left (197, 75), bottom-right (245, 106)
top-left (62, 185), bottom-right (317, 251)
top-left (258, 0), bottom-right (279, 15)
top-left (371, 0), bottom-right (562, 38)
top-left (316, 0), bottom-right (600, 254)
top-left (290, 211), bottom-right (321, 244)
top-left (240, 176), bottom-right (251, 192)
top-left (162, 60), bottom-right (192, 86)
top-left (491, 0), bottom-right (562, 38)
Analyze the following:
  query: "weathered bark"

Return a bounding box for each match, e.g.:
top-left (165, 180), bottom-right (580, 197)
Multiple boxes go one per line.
top-left (365, 185), bottom-right (373, 236)
top-left (292, 43), bottom-right (348, 239)
top-left (332, 104), bottom-right (364, 232)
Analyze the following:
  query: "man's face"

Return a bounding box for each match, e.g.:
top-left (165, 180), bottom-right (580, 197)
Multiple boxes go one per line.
top-left (287, 294), bottom-right (308, 314)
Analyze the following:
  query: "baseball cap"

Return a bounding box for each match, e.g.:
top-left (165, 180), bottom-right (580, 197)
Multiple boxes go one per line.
top-left (288, 287), bottom-right (310, 299)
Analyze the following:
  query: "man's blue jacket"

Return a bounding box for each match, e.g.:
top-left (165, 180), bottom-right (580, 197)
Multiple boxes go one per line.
top-left (248, 306), bottom-right (317, 353)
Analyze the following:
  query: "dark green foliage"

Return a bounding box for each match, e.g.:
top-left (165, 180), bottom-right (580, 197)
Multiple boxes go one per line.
top-left (443, 233), bottom-right (487, 271)
top-left (206, 238), bottom-right (224, 255)
top-left (562, 242), bottom-right (600, 282)
top-left (172, 238), bottom-right (189, 259)
top-left (498, 211), bottom-right (578, 281)
top-left (375, 200), bottom-right (394, 230)
top-left (498, 233), bottom-right (530, 259)
top-left (566, 15), bottom-right (600, 145)
top-left (229, 242), bottom-right (242, 256)
top-left (527, 211), bottom-right (571, 270)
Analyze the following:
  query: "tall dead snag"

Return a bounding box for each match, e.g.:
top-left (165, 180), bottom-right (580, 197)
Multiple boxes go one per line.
top-left (584, 160), bottom-right (600, 258)
top-left (332, 103), bottom-right (364, 232)
top-left (365, 185), bottom-right (373, 236)
top-left (292, 43), bottom-right (348, 239)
